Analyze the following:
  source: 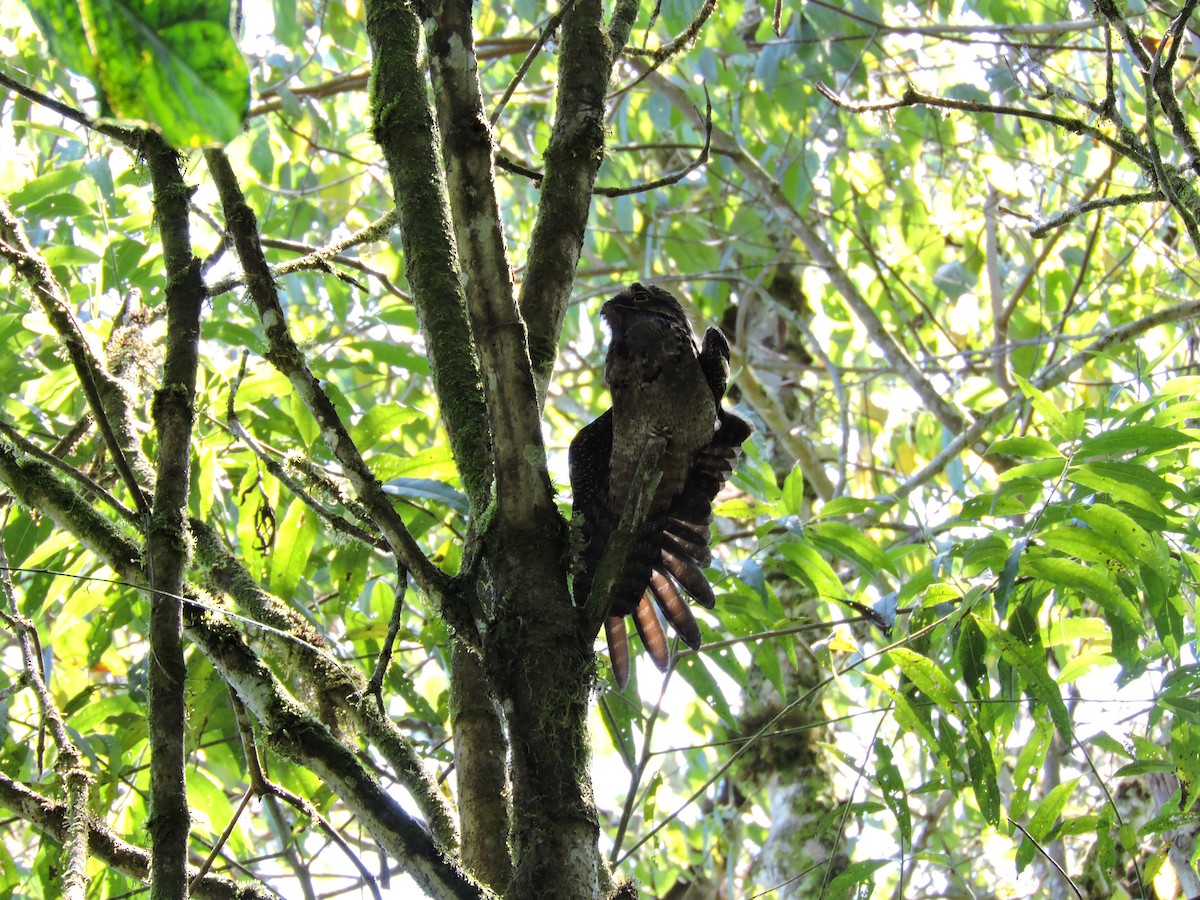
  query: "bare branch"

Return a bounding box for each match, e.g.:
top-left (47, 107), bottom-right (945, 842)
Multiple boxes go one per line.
top-left (490, 1), bottom-right (578, 127)
top-left (495, 90), bottom-right (712, 197)
top-left (203, 148), bottom-right (451, 605)
top-left (815, 81), bottom-right (1150, 168)
top-left (0, 201), bottom-right (153, 516)
top-left (0, 771), bottom-right (275, 900)
top-left (1030, 189), bottom-right (1165, 238)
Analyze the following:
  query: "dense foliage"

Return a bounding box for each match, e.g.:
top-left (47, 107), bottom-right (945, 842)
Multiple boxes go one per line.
top-left (1, 0), bottom-right (1199, 898)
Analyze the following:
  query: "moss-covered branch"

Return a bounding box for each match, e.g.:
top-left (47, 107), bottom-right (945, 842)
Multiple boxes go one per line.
top-left (517, 0), bottom-right (616, 401)
top-left (190, 517), bottom-right (459, 849)
top-left (184, 606), bottom-right (490, 900)
top-left (363, 0), bottom-right (494, 516)
top-left (0, 199), bottom-right (152, 510)
top-left (141, 130), bottom-right (205, 900)
top-left (202, 149), bottom-right (453, 608)
top-left (0, 543), bottom-right (91, 900)
top-left (0, 439), bottom-right (473, 892)
top-left (422, 0), bottom-right (557, 529)
top-left (0, 772), bottom-right (274, 900)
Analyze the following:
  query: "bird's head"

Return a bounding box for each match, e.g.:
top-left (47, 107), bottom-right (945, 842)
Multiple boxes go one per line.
top-left (601, 283), bottom-right (691, 333)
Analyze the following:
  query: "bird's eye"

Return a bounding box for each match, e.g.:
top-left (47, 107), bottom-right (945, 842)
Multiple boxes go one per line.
top-left (632, 289), bottom-right (649, 303)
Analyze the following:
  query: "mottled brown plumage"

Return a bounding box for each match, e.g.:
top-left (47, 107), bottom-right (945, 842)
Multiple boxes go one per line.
top-left (570, 283), bottom-right (752, 688)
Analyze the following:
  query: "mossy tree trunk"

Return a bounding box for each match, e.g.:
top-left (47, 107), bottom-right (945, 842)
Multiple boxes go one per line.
top-left (364, 1), bottom-right (638, 895)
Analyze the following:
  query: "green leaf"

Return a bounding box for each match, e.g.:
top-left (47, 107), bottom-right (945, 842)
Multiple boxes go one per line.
top-left (383, 478), bottom-right (470, 516)
top-left (1010, 719), bottom-right (1053, 819)
top-left (269, 498), bottom-right (318, 600)
top-left (1022, 556), bottom-right (1141, 628)
top-left (779, 536), bottom-right (847, 600)
top-left (985, 435), bottom-right (1062, 458)
top-left (1076, 424), bottom-right (1196, 460)
top-left (957, 614), bottom-right (988, 700)
top-left (25, 0), bottom-right (251, 146)
top-left (825, 859), bottom-right (889, 900)
top-left (808, 520), bottom-right (896, 580)
top-left (8, 161), bottom-right (89, 208)
top-left (372, 446), bottom-right (459, 483)
top-left (874, 740), bottom-right (911, 847)
top-left (1011, 372), bottom-right (1068, 438)
top-left (597, 693), bottom-right (637, 770)
top-left (1172, 720), bottom-right (1200, 813)
top-left (352, 404), bottom-right (421, 450)
top-left (781, 462), bottom-right (805, 515)
top-left (972, 614), bottom-right (1071, 740)
top-left (1071, 503), bottom-right (1162, 568)
top-left (675, 653), bottom-right (734, 724)
top-left (886, 647), bottom-right (964, 719)
top-left (965, 723), bottom-right (1000, 826)
top-left (1162, 663), bottom-right (1200, 697)
top-left (1038, 526), bottom-right (1134, 572)
top-left (1015, 779), bottom-right (1078, 872)
top-left (862, 672), bottom-right (938, 750)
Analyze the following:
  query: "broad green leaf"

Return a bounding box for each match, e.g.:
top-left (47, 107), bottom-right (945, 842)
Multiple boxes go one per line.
top-left (1022, 556), bottom-right (1141, 627)
top-left (1010, 719), bottom-right (1053, 819)
top-left (779, 537), bottom-right (848, 600)
top-left (269, 498), bottom-right (318, 600)
top-left (1038, 527), bottom-right (1135, 573)
top-left (956, 614), bottom-right (988, 700)
top-left (383, 478), bottom-right (470, 515)
top-left (874, 740), bottom-right (911, 847)
top-left (972, 614), bottom-right (1071, 740)
top-left (372, 446), bottom-right (459, 483)
top-left (965, 723), bottom-right (1000, 826)
top-left (1172, 720), bottom-right (1200, 814)
top-left (24, 0), bottom-right (251, 146)
top-left (1075, 424), bottom-right (1196, 460)
top-left (352, 404), bottom-right (421, 450)
top-left (1043, 617), bottom-right (1109, 646)
top-left (886, 647), bottom-right (964, 719)
top-left (985, 435), bottom-right (1062, 458)
top-left (1057, 649), bottom-right (1114, 685)
top-left (23, 0), bottom-right (94, 78)
top-left (861, 673), bottom-right (937, 749)
top-left (812, 496), bottom-right (892, 519)
top-left (825, 859), bottom-right (889, 900)
top-left (675, 653), bottom-right (734, 724)
top-left (8, 161), bottom-right (90, 208)
top-left (597, 693), bottom-right (638, 771)
top-left (1015, 778), bottom-right (1078, 872)
top-left (1011, 372), bottom-right (1067, 438)
top-left (1161, 663), bottom-right (1200, 697)
top-left (781, 462), bottom-right (805, 515)
top-left (1071, 503), bottom-right (1162, 568)
top-left (808, 520), bottom-right (896, 580)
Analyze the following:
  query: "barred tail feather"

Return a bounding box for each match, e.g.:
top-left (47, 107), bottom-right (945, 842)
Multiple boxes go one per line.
top-left (633, 594), bottom-right (671, 672)
top-left (649, 569), bottom-right (702, 650)
top-left (658, 549), bottom-right (715, 609)
top-left (605, 616), bottom-right (631, 689)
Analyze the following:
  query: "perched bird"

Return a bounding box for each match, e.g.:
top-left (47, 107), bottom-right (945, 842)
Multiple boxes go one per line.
top-left (570, 283), bottom-right (752, 688)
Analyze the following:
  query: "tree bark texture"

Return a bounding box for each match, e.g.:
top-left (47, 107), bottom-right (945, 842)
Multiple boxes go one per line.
top-left (143, 131), bottom-right (205, 900)
top-left (363, 1), bottom-right (650, 895)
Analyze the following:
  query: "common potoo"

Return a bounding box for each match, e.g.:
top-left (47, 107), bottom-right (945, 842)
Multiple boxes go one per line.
top-left (570, 283), bottom-right (752, 688)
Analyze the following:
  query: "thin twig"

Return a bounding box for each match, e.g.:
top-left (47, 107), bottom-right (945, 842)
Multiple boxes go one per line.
top-left (490, 1), bottom-right (577, 126)
top-left (816, 81), bottom-right (1150, 169)
top-left (497, 88), bottom-right (713, 197)
top-left (365, 562), bottom-right (410, 708)
top-left (1007, 817), bottom-right (1086, 899)
top-left (1030, 190), bottom-right (1165, 238)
